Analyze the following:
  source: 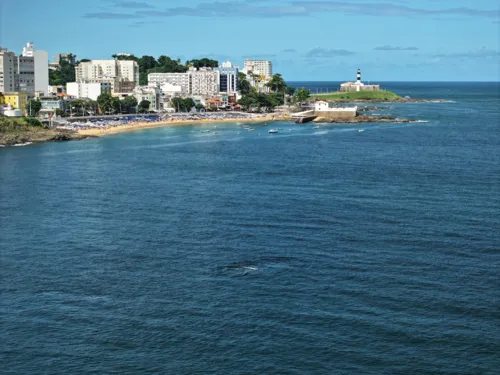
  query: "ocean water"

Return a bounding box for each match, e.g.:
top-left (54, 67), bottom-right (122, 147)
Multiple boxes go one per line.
top-left (1, 82), bottom-right (499, 374)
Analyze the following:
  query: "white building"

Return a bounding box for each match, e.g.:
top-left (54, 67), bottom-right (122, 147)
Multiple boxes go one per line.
top-left (314, 100), bottom-right (357, 113)
top-left (75, 59), bottom-right (139, 93)
top-left (67, 82), bottom-right (112, 101)
top-left (148, 67), bottom-right (219, 97)
top-left (191, 68), bottom-right (219, 96)
top-left (148, 72), bottom-right (190, 96)
top-left (132, 84), bottom-right (161, 111)
top-left (340, 69), bottom-right (380, 92)
top-left (0, 48), bottom-right (19, 92)
top-left (21, 42), bottom-right (49, 95)
top-left (243, 59), bottom-right (273, 79)
top-left (160, 82), bottom-right (183, 97)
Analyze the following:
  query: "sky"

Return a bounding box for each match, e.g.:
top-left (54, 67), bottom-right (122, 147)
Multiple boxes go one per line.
top-left (1, 0), bottom-right (499, 81)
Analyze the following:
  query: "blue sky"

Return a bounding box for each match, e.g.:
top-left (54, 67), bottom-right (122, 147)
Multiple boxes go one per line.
top-left (1, 0), bottom-right (499, 81)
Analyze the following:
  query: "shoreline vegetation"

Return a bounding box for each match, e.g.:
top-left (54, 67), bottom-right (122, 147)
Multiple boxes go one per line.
top-left (0, 117), bottom-right (92, 146)
top-left (311, 90), bottom-right (403, 102)
top-left (309, 90), bottom-right (447, 103)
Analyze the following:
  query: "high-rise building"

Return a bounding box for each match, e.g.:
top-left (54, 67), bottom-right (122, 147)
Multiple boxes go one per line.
top-left (148, 67), bottom-right (220, 97)
top-left (21, 42), bottom-right (49, 95)
top-left (243, 59), bottom-right (273, 79)
top-left (190, 68), bottom-right (219, 96)
top-left (214, 61), bottom-right (239, 94)
top-left (17, 55), bottom-right (35, 96)
top-left (0, 48), bottom-right (19, 92)
top-left (75, 59), bottom-right (139, 93)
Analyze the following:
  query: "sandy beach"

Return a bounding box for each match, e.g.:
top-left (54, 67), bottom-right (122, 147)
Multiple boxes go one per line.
top-left (77, 114), bottom-right (290, 137)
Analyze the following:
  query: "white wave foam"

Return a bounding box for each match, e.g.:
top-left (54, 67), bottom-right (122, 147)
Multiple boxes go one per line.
top-left (12, 142), bottom-right (33, 147)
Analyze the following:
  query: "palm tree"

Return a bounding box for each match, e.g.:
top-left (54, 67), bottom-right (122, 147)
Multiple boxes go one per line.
top-left (266, 74), bottom-right (287, 93)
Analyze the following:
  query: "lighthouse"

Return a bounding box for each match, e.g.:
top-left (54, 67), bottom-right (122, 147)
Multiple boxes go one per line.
top-left (356, 68), bottom-right (362, 91)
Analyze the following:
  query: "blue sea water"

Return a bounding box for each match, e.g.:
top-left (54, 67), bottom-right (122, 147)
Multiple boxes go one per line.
top-left (1, 82), bottom-right (499, 374)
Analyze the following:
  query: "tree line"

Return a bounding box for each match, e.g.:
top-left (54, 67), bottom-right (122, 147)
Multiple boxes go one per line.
top-left (237, 73), bottom-right (310, 112)
top-left (49, 53), bottom-right (219, 87)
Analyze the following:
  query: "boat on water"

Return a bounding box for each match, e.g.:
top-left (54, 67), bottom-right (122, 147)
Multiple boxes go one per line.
top-left (359, 129), bottom-right (365, 133)
top-left (313, 126), bottom-right (320, 129)
top-left (268, 129), bottom-right (278, 134)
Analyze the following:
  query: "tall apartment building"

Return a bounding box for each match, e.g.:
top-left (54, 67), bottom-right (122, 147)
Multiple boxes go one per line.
top-left (148, 67), bottom-right (219, 97)
top-left (0, 48), bottom-right (19, 92)
top-left (17, 55), bottom-right (35, 96)
top-left (214, 61), bottom-right (239, 93)
top-left (243, 59), bottom-right (273, 79)
top-left (191, 68), bottom-right (219, 96)
top-left (21, 42), bottom-right (49, 95)
top-left (75, 59), bottom-right (139, 93)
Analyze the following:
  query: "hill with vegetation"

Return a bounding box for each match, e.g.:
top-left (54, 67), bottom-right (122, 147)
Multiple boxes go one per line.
top-left (311, 90), bottom-right (403, 102)
top-left (0, 117), bottom-right (89, 146)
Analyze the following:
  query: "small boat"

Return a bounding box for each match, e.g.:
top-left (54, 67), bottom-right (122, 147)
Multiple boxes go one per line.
top-left (268, 129), bottom-right (278, 134)
top-left (313, 126), bottom-right (320, 129)
top-left (359, 129), bottom-right (365, 133)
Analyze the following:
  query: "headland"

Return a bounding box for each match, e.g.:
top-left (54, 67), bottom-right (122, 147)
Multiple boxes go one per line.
top-left (0, 117), bottom-right (92, 146)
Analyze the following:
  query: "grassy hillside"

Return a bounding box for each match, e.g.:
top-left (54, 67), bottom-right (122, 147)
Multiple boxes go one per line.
top-left (0, 117), bottom-right (87, 145)
top-left (311, 90), bottom-right (403, 101)
top-left (0, 117), bottom-right (45, 132)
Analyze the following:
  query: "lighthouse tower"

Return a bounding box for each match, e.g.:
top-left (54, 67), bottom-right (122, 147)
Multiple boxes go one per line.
top-left (355, 68), bottom-right (364, 91)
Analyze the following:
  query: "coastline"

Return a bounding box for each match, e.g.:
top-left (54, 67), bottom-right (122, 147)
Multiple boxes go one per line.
top-left (77, 114), bottom-right (290, 137)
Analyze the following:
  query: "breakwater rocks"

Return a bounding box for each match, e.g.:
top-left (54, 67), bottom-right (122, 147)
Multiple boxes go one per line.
top-left (0, 129), bottom-right (95, 147)
top-left (357, 106), bottom-right (392, 112)
top-left (313, 115), bottom-right (417, 124)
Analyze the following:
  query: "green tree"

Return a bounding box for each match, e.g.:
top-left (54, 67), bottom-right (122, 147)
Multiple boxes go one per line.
top-left (238, 72), bottom-right (252, 95)
top-left (55, 108), bottom-right (66, 117)
top-left (97, 93), bottom-right (114, 114)
top-left (26, 99), bottom-right (42, 116)
top-left (138, 55), bottom-right (158, 71)
top-left (113, 54), bottom-right (139, 62)
top-left (154, 56), bottom-right (188, 73)
top-left (111, 97), bottom-right (121, 114)
top-left (49, 54), bottom-right (77, 86)
top-left (186, 58), bottom-right (218, 69)
top-left (121, 96), bottom-right (138, 113)
top-left (171, 97), bottom-right (196, 112)
top-left (266, 73), bottom-right (288, 93)
top-left (138, 100), bottom-right (151, 113)
top-left (294, 88), bottom-right (310, 103)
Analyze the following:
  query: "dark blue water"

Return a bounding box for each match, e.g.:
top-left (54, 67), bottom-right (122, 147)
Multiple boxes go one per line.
top-left (1, 82), bottom-right (499, 374)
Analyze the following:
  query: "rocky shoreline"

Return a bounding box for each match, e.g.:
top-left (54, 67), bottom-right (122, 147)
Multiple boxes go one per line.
top-left (312, 115), bottom-right (418, 124)
top-left (0, 128), bottom-right (94, 147)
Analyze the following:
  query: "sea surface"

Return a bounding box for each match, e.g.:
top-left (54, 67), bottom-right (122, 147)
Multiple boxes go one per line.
top-left (1, 82), bottom-right (499, 374)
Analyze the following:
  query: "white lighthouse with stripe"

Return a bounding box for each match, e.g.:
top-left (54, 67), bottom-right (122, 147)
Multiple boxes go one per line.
top-left (355, 68), bottom-right (364, 91)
